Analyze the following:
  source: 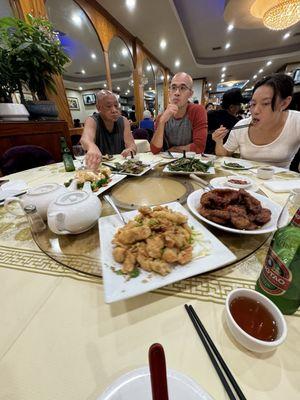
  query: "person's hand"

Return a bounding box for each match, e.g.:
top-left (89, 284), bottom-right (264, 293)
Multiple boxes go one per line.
top-left (85, 144), bottom-right (102, 170)
top-left (160, 104), bottom-right (178, 124)
top-left (121, 148), bottom-right (134, 158)
top-left (212, 125), bottom-right (229, 143)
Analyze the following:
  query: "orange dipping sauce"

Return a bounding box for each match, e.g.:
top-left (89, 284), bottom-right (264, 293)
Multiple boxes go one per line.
top-left (230, 296), bottom-right (278, 342)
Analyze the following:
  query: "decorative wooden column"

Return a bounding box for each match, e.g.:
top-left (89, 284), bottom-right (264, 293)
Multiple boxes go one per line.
top-left (13, 0), bottom-right (73, 128)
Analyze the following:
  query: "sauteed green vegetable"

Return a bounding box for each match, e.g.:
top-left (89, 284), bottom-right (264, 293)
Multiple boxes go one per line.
top-left (168, 158), bottom-right (211, 172)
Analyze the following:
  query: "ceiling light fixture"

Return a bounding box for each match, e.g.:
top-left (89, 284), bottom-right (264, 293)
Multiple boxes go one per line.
top-left (250, 0), bottom-right (300, 31)
top-left (81, 69), bottom-right (85, 74)
top-left (283, 31), bottom-right (291, 39)
top-left (225, 42), bottom-right (231, 49)
top-left (208, 82), bottom-right (212, 86)
top-left (91, 53), bottom-right (96, 59)
top-left (222, 66), bottom-right (227, 72)
top-left (149, 87), bottom-right (152, 90)
top-left (160, 39), bottom-right (167, 49)
top-left (146, 65), bottom-right (151, 71)
top-left (78, 86), bottom-right (83, 90)
top-left (117, 86), bottom-right (120, 91)
top-left (266, 60), bottom-right (272, 66)
top-left (227, 23), bottom-right (234, 31)
top-left (104, 83), bottom-right (107, 88)
top-left (71, 14), bottom-right (82, 26)
top-left (175, 59), bottom-right (180, 67)
top-left (112, 63), bottom-right (117, 69)
top-left (258, 68), bottom-right (264, 73)
top-left (253, 74), bottom-right (258, 79)
top-left (125, 0), bottom-right (136, 11)
top-left (221, 78), bottom-right (225, 82)
top-left (221, 73), bottom-right (225, 78)
top-left (160, 75), bottom-right (164, 81)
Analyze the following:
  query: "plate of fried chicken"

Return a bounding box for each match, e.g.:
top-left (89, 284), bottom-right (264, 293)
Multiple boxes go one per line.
top-left (187, 188), bottom-right (287, 234)
top-left (99, 202), bottom-right (236, 303)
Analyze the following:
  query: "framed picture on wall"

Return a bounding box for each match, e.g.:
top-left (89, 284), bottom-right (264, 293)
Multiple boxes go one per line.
top-left (82, 93), bottom-right (96, 105)
top-left (67, 97), bottom-right (80, 110)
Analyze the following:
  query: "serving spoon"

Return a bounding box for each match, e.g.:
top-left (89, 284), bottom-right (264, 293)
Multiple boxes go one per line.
top-left (103, 194), bottom-right (126, 225)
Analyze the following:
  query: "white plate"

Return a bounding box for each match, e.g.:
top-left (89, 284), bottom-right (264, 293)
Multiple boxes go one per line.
top-left (97, 367), bottom-right (213, 400)
top-left (221, 158), bottom-right (253, 170)
top-left (94, 174), bottom-right (126, 195)
top-left (187, 189), bottom-right (288, 235)
top-left (99, 201), bottom-right (236, 303)
top-left (163, 164), bottom-right (215, 176)
top-left (210, 177), bottom-right (259, 192)
top-left (104, 160), bottom-right (153, 177)
top-left (1, 179), bottom-right (28, 192)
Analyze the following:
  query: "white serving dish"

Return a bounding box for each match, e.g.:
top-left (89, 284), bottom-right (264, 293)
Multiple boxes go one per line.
top-left (99, 201), bottom-right (236, 303)
top-left (225, 288), bottom-right (287, 353)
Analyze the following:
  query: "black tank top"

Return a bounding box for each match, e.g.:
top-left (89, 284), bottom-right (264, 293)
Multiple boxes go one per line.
top-left (91, 113), bottom-right (125, 155)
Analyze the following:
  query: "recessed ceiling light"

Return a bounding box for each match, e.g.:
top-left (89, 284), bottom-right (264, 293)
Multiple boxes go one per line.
top-left (283, 32), bottom-right (290, 40)
top-left (222, 66), bottom-right (226, 72)
top-left (258, 69), bottom-right (263, 73)
top-left (266, 60), bottom-right (272, 66)
top-left (227, 24), bottom-right (234, 32)
top-left (208, 82), bottom-right (212, 86)
top-left (209, 88), bottom-right (212, 91)
top-left (160, 39), bottom-right (167, 49)
top-left (160, 75), bottom-right (164, 81)
top-left (149, 87), bottom-right (152, 90)
top-left (81, 69), bottom-right (85, 74)
top-left (221, 73), bottom-right (225, 78)
top-left (146, 65), bottom-right (151, 71)
top-left (91, 53), bottom-right (96, 59)
top-left (78, 86), bottom-right (83, 90)
top-left (125, 0), bottom-right (136, 11)
top-left (71, 14), bottom-right (82, 26)
top-left (104, 83), bottom-right (107, 87)
top-left (225, 42), bottom-right (231, 49)
top-left (253, 74), bottom-right (257, 79)
top-left (175, 59), bottom-right (180, 67)
top-left (112, 63), bottom-right (117, 69)
top-left (121, 48), bottom-right (128, 57)
top-left (167, 74), bottom-right (170, 80)
top-left (221, 78), bottom-right (225, 82)
top-left (117, 86), bottom-right (120, 90)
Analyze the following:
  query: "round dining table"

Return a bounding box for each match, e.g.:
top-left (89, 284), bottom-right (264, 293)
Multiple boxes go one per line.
top-left (0, 152), bottom-right (299, 400)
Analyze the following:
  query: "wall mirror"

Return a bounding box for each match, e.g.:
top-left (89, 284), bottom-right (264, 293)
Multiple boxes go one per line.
top-left (46, 0), bottom-right (107, 125)
top-left (156, 68), bottom-right (165, 116)
top-left (108, 36), bottom-right (134, 121)
top-left (142, 58), bottom-right (155, 115)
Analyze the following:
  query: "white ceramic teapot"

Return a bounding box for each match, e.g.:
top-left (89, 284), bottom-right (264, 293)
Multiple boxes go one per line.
top-left (4, 183), bottom-right (68, 221)
top-left (47, 182), bottom-right (102, 234)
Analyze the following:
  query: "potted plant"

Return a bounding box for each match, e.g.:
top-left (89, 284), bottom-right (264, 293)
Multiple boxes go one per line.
top-left (0, 14), bottom-right (69, 118)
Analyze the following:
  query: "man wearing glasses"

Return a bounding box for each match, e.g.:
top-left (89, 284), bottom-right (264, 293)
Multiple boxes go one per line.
top-left (81, 90), bottom-right (136, 170)
top-left (150, 72), bottom-right (207, 154)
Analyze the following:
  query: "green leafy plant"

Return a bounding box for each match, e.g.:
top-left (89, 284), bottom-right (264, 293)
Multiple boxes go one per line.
top-left (0, 14), bottom-right (69, 103)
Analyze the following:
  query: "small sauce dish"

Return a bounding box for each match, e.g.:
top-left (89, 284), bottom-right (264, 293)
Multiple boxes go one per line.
top-left (225, 288), bottom-right (287, 353)
top-left (226, 175), bottom-right (252, 189)
top-left (257, 167), bottom-right (275, 180)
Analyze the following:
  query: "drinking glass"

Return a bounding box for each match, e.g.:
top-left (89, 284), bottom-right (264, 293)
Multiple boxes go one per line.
top-left (72, 145), bottom-right (86, 170)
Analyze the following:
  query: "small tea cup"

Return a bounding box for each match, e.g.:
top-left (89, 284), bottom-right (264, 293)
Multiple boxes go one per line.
top-left (257, 167), bottom-right (275, 180)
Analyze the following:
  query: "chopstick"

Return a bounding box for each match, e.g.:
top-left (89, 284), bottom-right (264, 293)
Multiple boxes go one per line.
top-left (185, 304), bottom-right (247, 400)
top-left (230, 123), bottom-right (251, 131)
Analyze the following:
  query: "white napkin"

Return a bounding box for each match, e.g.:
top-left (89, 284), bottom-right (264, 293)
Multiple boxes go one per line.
top-left (263, 180), bottom-right (300, 193)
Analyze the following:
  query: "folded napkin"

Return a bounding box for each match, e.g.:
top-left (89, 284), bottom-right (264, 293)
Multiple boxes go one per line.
top-left (263, 180), bottom-right (300, 193)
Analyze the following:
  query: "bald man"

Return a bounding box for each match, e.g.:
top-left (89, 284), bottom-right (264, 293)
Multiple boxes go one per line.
top-left (150, 72), bottom-right (207, 154)
top-left (81, 90), bottom-right (136, 170)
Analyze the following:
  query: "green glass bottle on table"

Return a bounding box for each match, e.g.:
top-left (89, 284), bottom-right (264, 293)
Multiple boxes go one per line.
top-left (256, 207), bottom-right (300, 315)
top-left (60, 136), bottom-right (75, 172)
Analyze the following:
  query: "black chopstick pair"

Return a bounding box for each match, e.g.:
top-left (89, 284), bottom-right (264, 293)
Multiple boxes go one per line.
top-left (184, 304), bottom-right (247, 400)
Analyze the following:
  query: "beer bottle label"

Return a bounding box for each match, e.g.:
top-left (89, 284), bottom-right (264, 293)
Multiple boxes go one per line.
top-left (258, 248), bottom-right (292, 296)
top-left (291, 208), bottom-right (300, 227)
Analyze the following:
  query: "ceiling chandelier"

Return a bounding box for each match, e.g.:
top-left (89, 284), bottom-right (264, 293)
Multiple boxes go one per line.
top-left (128, 74), bottom-right (148, 87)
top-left (250, 0), bottom-right (300, 30)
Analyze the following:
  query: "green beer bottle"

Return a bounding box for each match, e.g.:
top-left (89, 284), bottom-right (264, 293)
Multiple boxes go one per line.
top-left (60, 136), bottom-right (75, 172)
top-left (256, 207), bottom-right (300, 315)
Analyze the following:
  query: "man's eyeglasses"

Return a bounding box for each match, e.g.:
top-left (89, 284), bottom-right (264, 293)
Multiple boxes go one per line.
top-left (169, 84), bottom-right (192, 93)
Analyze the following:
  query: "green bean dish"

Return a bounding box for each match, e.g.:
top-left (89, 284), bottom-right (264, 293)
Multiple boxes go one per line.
top-left (168, 158), bottom-right (211, 173)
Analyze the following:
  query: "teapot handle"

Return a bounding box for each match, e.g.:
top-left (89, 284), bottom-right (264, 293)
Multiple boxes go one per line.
top-left (48, 211), bottom-right (71, 234)
top-left (4, 197), bottom-right (24, 216)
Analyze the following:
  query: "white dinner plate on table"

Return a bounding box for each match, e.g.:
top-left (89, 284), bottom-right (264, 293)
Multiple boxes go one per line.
top-left (163, 164), bottom-right (215, 176)
top-left (97, 367), bottom-right (213, 400)
top-left (98, 201), bottom-right (236, 303)
top-left (210, 176), bottom-right (259, 192)
top-left (187, 188), bottom-right (288, 235)
top-left (221, 158), bottom-right (253, 170)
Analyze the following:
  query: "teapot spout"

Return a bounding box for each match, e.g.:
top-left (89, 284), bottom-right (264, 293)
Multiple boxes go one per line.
top-left (68, 179), bottom-right (78, 191)
top-left (83, 181), bottom-right (92, 193)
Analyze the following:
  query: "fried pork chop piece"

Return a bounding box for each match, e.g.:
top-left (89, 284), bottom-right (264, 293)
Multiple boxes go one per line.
top-left (147, 259), bottom-right (171, 276)
top-left (200, 189), bottom-right (240, 209)
top-left (151, 210), bottom-right (188, 224)
top-left (199, 206), bottom-right (230, 225)
top-left (239, 189), bottom-right (262, 214)
top-left (113, 247), bottom-right (127, 263)
top-left (162, 248), bottom-right (178, 263)
top-left (122, 252), bottom-right (137, 273)
top-left (177, 246), bottom-right (193, 265)
top-left (117, 225), bottom-right (151, 245)
top-left (146, 235), bottom-right (164, 258)
top-left (254, 207), bottom-right (272, 225)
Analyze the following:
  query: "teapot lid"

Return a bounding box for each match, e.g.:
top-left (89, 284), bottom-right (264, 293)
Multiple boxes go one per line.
top-left (55, 191), bottom-right (88, 206)
top-left (28, 183), bottom-right (60, 196)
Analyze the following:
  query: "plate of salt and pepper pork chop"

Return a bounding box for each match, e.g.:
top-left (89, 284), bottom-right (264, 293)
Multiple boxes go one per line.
top-left (187, 188), bottom-right (288, 235)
